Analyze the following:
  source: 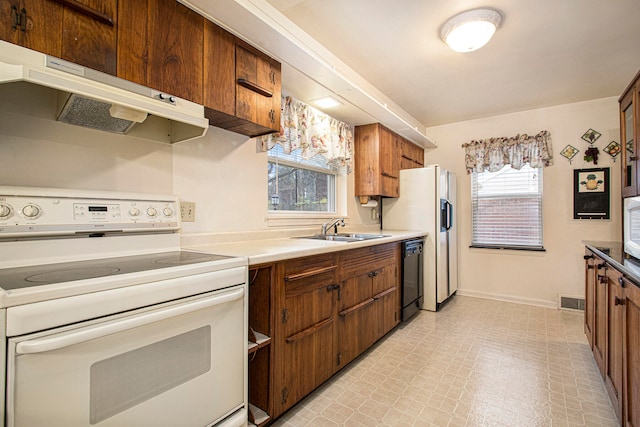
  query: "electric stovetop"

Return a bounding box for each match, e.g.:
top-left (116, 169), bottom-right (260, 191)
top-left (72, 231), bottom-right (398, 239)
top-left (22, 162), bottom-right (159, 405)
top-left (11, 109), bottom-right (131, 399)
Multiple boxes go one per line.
top-left (0, 250), bottom-right (232, 290)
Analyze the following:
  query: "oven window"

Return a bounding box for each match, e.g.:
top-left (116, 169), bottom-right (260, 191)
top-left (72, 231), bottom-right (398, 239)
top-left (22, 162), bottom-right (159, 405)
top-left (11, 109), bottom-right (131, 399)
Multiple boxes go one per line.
top-left (89, 326), bottom-right (211, 424)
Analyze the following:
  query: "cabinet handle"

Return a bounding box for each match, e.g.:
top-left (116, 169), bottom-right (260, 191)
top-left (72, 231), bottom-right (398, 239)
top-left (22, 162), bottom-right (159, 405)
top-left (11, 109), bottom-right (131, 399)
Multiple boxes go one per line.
top-left (631, 156), bottom-right (639, 161)
top-left (284, 265), bottom-right (337, 282)
top-left (597, 274), bottom-right (606, 283)
top-left (615, 297), bottom-right (626, 306)
top-left (373, 286), bottom-right (397, 300)
top-left (618, 276), bottom-right (625, 287)
top-left (285, 317), bottom-right (333, 343)
top-left (50, 0), bottom-right (114, 26)
top-left (381, 172), bottom-right (398, 178)
top-left (587, 265), bottom-right (594, 270)
top-left (339, 298), bottom-right (374, 317)
top-left (237, 78), bottom-right (273, 97)
top-left (583, 254), bottom-right (594, 260)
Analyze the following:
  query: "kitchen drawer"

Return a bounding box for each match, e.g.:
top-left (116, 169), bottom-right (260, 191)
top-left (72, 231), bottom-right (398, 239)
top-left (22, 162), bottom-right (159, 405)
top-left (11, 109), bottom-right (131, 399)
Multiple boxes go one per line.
top-left (339, 243), bottom-right (399, 280)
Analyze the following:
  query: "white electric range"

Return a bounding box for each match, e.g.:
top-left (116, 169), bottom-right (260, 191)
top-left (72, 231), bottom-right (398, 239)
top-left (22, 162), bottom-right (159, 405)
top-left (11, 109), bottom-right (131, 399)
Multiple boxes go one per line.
top-left (0, 186), bottom-right (248, 427)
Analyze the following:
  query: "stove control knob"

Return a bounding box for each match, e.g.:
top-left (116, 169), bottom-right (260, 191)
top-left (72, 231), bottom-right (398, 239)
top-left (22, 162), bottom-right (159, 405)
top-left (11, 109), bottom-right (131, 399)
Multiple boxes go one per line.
top-left (163, 207), bottom-right (174, 217)
top-left (0, 204), bottom-right (12, 218)
top-left (22, 204), bottom-right (41, 218)
top-left (146, 207), bottom-right (158, 217)
top-left (129, 208), bottom-right (140, 217)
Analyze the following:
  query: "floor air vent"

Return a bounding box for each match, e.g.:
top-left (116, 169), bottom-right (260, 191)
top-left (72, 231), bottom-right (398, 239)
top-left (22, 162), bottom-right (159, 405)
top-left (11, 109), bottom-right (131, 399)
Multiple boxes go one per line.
top-left (558, 295), bottom-right (585, 311)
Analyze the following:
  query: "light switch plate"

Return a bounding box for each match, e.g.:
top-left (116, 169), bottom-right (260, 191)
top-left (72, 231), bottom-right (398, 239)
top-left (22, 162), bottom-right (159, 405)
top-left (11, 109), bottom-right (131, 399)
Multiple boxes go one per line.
top-left (181, 202), bottom-right (196, 222)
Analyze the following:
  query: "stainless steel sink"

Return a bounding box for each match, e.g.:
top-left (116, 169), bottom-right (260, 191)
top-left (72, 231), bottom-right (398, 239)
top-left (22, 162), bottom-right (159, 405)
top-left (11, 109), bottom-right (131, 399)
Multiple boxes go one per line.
top-left (296, 233), bottom-right (389, 242)
top-left (334, 233), bottom-right (390, 240)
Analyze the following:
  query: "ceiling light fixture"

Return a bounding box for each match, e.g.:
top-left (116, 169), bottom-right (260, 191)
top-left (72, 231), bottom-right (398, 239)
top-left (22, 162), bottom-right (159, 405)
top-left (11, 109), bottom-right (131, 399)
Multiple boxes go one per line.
top-left (312, 96), bottom-right (342, 109)
top-left (440, 8), bottom-right (502, 53)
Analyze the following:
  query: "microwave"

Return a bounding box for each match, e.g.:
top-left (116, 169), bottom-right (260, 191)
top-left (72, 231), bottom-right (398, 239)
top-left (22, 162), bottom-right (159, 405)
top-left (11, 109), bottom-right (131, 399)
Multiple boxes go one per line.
top-left (624, 196), bottom-right (640, 259)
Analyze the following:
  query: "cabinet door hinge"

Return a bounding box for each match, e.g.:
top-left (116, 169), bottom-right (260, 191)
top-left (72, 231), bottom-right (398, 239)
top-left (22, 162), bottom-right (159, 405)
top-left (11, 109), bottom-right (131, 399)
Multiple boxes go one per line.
top-left (11, 6), bottom-right (27, 32)
top-left (281, 308), bottom-right (289, 323)
top-left (281, 387), bottom-right (289, 405)
top-left (337, 352), bottom-right (342, 366)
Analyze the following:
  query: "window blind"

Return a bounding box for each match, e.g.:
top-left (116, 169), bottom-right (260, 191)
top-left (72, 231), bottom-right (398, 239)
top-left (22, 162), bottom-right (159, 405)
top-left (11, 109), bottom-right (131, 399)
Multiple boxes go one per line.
top-left (471, 165), bottom-right (543, 249)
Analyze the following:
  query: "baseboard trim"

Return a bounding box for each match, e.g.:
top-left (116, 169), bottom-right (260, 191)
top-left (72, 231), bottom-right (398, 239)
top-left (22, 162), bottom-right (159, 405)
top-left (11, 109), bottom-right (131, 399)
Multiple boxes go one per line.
top-left (456, 289), bottom-right (558, 309)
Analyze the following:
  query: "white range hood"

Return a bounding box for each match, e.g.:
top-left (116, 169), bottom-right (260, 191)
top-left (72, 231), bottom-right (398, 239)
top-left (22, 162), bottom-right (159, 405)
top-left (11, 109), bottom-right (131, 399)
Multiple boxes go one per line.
top-left (0, 41), bottom-right (209, 144)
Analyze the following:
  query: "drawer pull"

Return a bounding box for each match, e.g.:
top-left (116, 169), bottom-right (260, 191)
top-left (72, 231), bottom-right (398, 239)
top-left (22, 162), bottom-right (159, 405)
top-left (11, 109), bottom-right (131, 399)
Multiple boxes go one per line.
top-left (237, 78), bottom-right (273, 97)
top-left (615, 297), bottom-right (626, 306)
top-left (373, 286), bottom-right (397, 300)
top-left (285, 317), bottom-right (333, 343)
top-left (583, 254), bottom-right (594, 260)
top-left (285, 265), bottom-right (337, 282)
top-left (339, 298), bottom-right (374, 317)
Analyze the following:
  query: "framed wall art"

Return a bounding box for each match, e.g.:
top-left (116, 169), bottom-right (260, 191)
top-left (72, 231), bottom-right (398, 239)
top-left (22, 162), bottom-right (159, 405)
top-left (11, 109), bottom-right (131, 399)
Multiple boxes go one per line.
top-left (573, 167), bottom-right (610, 219)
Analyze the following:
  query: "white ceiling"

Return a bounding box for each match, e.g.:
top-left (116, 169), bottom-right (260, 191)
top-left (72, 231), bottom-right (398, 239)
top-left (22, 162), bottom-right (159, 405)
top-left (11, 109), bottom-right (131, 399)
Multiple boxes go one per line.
top-left (186, 0), bottom-right (640, 143)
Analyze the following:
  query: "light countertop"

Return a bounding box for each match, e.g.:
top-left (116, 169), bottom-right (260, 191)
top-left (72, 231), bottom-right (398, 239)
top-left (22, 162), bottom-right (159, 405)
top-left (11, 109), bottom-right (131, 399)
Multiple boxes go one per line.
top-left (184, 229), bottom-right (427, 265)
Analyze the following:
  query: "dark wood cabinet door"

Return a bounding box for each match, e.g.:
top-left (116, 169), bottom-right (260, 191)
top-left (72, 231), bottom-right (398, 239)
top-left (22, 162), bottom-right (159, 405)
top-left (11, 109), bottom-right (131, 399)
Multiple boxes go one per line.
top-left (337, 273), bottom-right (375, 368)
top-left (147, 0), bottom-right (203, 103)
top-left (236, 44), bottom-right (280, 131)
top-left (117, 0), bottom-right (148, 86)
top-left (278, 281), bottom-right (335, 415)
top-left (584, 250), bottom-right (596, 349)
top-left (620, 86), bottom-right (637, 197)
top-left (355, 123), bottom-right (401, 198)
top-left (605, 268), bottom-right (624, 419)
top-left (593, 260), bottom-right (607, 376)
top-left (0, 0), bottom-right (62, 56)
top-left (274, 254), bottom-right (338, 417)
top-left (61, 0), bottom-right (116, 75)
top-left (623, 279), bottom-right (640, 427)
top-left (203, 20), bottom-right (235, 117)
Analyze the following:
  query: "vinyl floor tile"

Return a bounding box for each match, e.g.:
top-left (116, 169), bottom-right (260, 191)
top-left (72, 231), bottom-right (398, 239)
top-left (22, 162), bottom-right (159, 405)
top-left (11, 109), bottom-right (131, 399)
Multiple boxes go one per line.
top-left (272, 296), bottom-right (618, 427)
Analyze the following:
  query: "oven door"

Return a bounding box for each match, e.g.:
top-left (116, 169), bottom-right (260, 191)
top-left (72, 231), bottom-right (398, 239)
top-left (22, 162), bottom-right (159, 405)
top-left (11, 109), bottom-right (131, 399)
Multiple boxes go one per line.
top-left (6, 285), bottom-right (246, 427)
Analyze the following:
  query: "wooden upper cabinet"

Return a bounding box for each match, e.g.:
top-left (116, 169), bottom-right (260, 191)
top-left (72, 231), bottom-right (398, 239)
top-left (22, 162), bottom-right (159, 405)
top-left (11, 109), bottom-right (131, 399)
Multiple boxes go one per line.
top-left (400, 137), bottom-right (424, 170)
top-left (61, 0), bottom-right (117, 75)
top-left (203, 27), bottom-right (282, 138)
top-left (117, 0), bottom-right (203, 103)
top-left (354, 123), bottom-right (401, 198)
top-left (620, 71), bottom-right (640, 198)
top-left (0, 0), bottom-right (62, 56)
top-left (0, 0), bottom-right (117, 74)
top-left (203, 20), bottom-right (235, 118)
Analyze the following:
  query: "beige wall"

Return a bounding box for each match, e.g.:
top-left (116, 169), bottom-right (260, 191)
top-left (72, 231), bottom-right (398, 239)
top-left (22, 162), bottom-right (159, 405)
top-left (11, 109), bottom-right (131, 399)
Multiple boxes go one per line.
top-left (0, 108), bottom-right (377, 234)
top-left (0, 94), bottom-right (621, 307)
top-left (425, 97), bottom-right (621, 307)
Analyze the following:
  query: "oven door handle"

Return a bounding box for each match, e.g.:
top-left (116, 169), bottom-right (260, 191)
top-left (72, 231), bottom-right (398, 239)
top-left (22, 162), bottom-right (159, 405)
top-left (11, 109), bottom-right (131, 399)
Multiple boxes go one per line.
top-left (15, 287), bottom-right (245, 355)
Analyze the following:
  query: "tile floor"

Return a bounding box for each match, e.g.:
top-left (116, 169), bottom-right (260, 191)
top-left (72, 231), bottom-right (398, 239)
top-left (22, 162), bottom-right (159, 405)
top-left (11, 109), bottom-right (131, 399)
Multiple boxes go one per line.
top-left (272, 296), bottom-right (618, 427)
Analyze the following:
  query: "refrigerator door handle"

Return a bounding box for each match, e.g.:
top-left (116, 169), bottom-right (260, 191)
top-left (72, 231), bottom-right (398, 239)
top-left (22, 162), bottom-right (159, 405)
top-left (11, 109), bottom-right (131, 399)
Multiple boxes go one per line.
top-left (440, 199), bottom-right (447, 232)
top-left (446, 201), bottom-right (453, 231)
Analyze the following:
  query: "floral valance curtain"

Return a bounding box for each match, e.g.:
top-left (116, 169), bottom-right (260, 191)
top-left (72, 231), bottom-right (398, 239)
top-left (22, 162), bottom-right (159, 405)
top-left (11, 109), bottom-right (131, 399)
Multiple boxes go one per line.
top-left (260, 95), bottom-right (354, 171)
top-left (462, 130), bottom-right (553, 174)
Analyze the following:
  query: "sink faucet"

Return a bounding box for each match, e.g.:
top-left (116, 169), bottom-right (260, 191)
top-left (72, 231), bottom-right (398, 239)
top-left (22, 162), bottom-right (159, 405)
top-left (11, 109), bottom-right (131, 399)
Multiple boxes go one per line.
top-left (322, 218), bottom-right (345, 235)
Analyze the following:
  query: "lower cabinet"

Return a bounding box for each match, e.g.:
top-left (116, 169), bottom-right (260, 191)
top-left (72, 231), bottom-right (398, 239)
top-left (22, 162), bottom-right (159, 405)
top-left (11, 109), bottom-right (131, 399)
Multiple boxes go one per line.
top-left (274, 253), bottom-right (338, 415)
top-left (265, 242), bottom-right (401, 421)
top-left (605, 267), bottom-right (624, 419)
top-left (584, 247), bottom-right (640, 427)
top-left (622, 280), bottom-right (640, 427)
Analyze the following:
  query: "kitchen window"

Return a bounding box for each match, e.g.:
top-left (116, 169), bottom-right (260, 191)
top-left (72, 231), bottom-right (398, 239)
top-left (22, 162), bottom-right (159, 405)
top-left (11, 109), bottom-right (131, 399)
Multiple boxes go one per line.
top-left (268, 144), bottom-right (337, 213)
top-left (471, 164), bottom-right (544, 250)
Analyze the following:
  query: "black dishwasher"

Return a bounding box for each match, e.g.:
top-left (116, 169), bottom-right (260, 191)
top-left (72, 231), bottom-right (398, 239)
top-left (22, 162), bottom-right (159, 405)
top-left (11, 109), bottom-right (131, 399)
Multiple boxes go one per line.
top-left (402, 238), bottom-right (424, 321)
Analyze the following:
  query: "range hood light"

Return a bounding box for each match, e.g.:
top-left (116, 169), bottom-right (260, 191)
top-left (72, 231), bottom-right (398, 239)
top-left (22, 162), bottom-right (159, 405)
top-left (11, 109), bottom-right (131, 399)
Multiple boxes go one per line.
top-left (110, 104), bottom-right (148, 123)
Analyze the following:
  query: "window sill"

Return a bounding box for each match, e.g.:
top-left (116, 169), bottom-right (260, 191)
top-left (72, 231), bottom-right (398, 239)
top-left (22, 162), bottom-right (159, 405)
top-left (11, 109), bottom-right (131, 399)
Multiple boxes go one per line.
top-left (469, 245), bottom-right (546, 252)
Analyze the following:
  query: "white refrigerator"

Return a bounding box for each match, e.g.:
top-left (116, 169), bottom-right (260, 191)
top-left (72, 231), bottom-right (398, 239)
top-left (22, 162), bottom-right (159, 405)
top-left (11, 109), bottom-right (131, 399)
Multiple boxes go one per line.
top-left (383, 165), bottom-right (458, 311)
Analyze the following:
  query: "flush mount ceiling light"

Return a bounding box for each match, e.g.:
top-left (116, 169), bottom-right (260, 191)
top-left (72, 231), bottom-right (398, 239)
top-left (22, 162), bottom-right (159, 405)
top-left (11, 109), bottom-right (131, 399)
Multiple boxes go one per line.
top-left (440, 8), bottom-right (502, 53)
top-left (312, 96), bottom-right (342, 109)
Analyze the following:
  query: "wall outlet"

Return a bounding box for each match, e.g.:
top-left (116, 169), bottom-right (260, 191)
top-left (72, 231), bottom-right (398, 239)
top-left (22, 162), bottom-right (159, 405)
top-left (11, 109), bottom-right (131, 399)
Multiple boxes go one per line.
top-left (181, 202), bottom-right (196, 222)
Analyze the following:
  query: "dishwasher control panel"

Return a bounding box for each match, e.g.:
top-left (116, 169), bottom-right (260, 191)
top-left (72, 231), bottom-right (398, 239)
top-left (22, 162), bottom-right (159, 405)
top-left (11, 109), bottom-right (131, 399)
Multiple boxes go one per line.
top-left (0, 186), bottom-right (180, 238)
